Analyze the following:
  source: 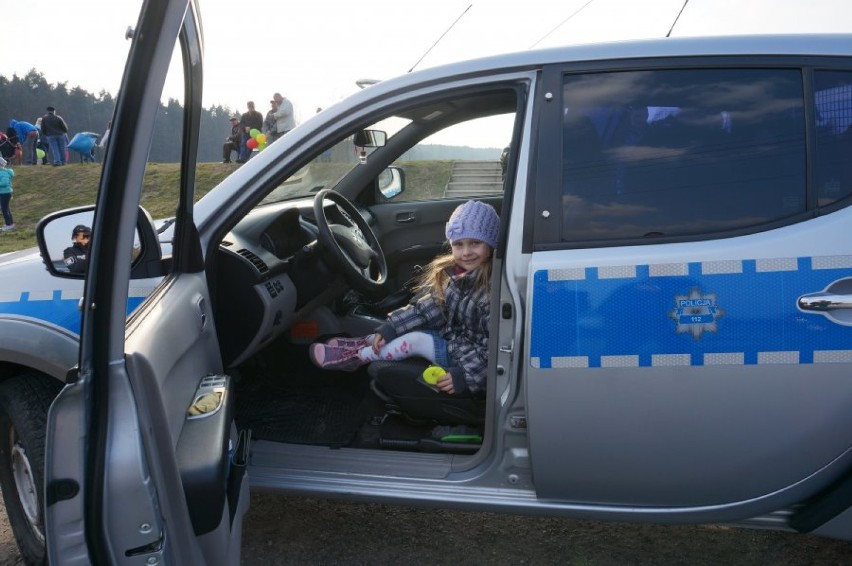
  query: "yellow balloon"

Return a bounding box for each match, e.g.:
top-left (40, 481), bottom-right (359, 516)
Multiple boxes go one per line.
top-left (256, 133), bottom-right (267, 144)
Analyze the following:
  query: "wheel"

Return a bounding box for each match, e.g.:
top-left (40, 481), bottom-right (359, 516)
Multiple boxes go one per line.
top-left (313, 188), bottom-right (388, 295)
top-left (0, 373), bottom-right (63, 565)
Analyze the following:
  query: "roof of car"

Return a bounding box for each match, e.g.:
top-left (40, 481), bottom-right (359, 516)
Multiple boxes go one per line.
top-left (194, 33), bottom-right (852, 236)
top-left (417, 33), bottom-right (852, 79)
top-left (340, 34), bottom-right (852, 116)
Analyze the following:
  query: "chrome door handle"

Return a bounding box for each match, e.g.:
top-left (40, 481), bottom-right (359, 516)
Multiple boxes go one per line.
top-left (798, 293), bottom-right (852, 311)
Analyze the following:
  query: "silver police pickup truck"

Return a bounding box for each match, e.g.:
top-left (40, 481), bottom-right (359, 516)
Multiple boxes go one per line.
top-left (2, 0), bottom-right (852, 563)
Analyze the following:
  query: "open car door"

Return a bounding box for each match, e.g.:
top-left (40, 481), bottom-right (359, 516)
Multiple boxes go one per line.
top-left (42, 0), bottom-right (248, 563)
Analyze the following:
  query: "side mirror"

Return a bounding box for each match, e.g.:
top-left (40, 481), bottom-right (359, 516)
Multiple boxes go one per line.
top-left (352, 129), bottom-right (387, 148)
top-left (36, 206), bottom-right (163, 279)
top-left (378, 166), bottom-right (405, 200)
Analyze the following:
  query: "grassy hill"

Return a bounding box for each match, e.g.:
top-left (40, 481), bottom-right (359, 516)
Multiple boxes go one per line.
top-left (0, 160), bottom-right (454, 255)
top-left (0, 162), bottom-right (235, 255)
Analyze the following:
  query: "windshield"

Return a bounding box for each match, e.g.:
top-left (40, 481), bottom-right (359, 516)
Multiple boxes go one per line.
top-left (260, 116), bottom-right (410, 204)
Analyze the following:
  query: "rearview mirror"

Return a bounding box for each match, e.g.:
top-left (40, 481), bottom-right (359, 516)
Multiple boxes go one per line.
top-left (352, 129), bottom-right (387, 148)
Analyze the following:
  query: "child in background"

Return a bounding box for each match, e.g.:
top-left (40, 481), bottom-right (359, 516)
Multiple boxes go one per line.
top-left (0, 157), bottom-right (15, 231)
top-left (310, 200), bottom-right (500, 396)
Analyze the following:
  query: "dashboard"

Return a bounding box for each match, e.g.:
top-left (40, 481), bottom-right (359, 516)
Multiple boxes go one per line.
top-left (213, 200), bottom-right (323, 367)
top-left (211, 198), bottom-right (376, 368)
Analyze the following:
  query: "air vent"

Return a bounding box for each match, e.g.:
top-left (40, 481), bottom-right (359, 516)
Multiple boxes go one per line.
top-left (236, 248), bottom-right (269, 273)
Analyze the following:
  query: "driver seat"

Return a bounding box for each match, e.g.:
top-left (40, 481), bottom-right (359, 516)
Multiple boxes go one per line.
top-left (367, 359), bottom-right (485, 425)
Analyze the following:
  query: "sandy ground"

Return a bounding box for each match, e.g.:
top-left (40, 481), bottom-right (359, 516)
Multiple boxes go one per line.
top-left (2, 491), bottom-right (851, 565)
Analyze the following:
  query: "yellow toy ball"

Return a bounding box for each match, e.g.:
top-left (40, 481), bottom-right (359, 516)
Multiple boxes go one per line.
top-left (422, 365), bottom-right (445, 385)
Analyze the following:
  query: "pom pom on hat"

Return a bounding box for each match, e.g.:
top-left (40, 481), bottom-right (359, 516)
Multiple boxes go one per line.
top-left (445, 200), bottom-right (500, 248)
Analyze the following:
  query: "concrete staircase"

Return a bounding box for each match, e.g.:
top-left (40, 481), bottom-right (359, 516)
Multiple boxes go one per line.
top-left (443, 161), bottom-right (504, 198)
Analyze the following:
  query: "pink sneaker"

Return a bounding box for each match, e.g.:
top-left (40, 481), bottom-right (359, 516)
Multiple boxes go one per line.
top-left (326, 335), bottom-right (371, 349)
top-left (309, 343), bottom-right (365, 372)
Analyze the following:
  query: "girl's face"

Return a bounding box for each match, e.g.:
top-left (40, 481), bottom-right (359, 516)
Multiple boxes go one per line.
top-left (451, 238), bottom-right (491, 272)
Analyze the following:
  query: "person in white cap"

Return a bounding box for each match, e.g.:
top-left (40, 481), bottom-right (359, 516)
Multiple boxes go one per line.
top-left (309, 200), bottom-right (500, 396)
top-left (0, 157), bottom-right (15, 231)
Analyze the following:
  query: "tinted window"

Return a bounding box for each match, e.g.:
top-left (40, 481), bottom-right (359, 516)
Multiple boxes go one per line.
top-left (814, 71), bottom-right (852, 207)
top-left (560, 69), bottom-right (806, 243)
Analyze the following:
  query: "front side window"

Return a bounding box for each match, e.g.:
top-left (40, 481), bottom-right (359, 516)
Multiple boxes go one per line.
top-left (259, 90), bottom-right (517, 206)
top-left (560, 68), bottom-right (806, 244)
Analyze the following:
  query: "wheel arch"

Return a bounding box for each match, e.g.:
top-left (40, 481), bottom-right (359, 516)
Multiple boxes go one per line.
top-left (0, 316), bottom-right (79, 384)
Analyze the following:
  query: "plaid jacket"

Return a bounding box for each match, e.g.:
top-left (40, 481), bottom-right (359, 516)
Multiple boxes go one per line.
top-left (378, 269), bottom-right (490, 393)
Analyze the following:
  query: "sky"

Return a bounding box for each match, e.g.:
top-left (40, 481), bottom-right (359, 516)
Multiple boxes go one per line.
top-left (4, 0), bottom-right (851, 138)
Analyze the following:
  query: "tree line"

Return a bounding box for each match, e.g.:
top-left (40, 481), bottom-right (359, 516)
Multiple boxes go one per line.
top-left (0, 69), bottom-right (234, 163)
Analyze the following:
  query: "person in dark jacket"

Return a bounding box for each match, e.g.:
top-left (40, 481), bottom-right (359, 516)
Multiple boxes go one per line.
top-left (222, 116), bottom-right (241, 163)
top-left (63, 224), bottom-right (91, 274)
top-left (41, 106), bottom-right (69, 166)
top-left (238, 101), bottom-right (264, 162)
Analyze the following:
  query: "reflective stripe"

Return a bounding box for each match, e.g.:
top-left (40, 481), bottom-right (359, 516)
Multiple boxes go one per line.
top-left (531, 255), bottom-right (852, 369)
top-left (0, 290), bottom-right (148, 334)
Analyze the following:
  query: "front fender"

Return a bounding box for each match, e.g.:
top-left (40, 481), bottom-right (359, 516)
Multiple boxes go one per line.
top-left (0, 315), bottom-right (80, 381)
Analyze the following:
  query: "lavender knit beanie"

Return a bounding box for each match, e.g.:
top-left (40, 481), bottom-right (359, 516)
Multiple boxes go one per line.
top-left (445, 200), bottom-right (500, 248)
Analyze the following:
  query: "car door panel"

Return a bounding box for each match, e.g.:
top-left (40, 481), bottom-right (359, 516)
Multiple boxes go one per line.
top-left (525, 218), bottom-right (852, 511)
top-left (44, 0), bottom-right (247, 562)
top-left (522, 60), bottom-right (852, 519)
top-left (119, 265), bottom-right (245, 547)
top-left (123, 273), bottom-right (233, 534)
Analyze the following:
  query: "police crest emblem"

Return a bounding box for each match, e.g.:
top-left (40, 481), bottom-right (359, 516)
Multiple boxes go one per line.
top-left (669, 286), bottom-right (724, 340)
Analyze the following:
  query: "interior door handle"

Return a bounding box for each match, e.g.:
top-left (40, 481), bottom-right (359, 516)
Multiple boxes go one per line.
top-left (396, 212), bottom-right (415, 223)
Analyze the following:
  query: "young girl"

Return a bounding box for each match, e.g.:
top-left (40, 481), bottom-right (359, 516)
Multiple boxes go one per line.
top-left (0, 157), bottom-right (15, 231)
top-left (310, 200), bottom-right (500, 395)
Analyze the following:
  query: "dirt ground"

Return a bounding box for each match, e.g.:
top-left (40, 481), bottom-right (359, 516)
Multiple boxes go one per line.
top-left (2, 491), bottom-right (851, 565)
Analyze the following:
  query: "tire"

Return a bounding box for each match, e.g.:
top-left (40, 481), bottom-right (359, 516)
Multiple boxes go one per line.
top-left (0, 373), bottom-right (63, 566)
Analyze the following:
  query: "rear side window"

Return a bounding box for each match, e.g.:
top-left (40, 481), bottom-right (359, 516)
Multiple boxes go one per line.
top-left (560, 68), bottom-right (806, 243)
top-left (814, 70), bottom-right (852, 207)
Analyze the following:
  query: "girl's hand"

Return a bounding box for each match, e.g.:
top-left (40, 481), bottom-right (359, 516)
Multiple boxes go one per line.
top-left (372, 333), bottom-right (386, 354)
top-left (436, 374), bottom-right (455, 394)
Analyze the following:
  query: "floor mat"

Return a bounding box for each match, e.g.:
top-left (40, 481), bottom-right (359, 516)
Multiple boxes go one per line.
top-left (234, 362), bottom-right (371, 447)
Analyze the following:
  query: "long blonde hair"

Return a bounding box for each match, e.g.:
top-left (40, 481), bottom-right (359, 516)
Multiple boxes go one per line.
top-left (412, 247), bottom-right (493, 304)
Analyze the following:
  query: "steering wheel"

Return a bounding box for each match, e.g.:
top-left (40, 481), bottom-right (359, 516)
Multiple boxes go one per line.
top-left (313, 189), bottom-right (388, 295)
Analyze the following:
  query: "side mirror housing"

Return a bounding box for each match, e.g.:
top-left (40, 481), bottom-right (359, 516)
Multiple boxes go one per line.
top-left (377, 166), bottom-right (405, 200)
top-left (36, 206), bottom-right (164, 279)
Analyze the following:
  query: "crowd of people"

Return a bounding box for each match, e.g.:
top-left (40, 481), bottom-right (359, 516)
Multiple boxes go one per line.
top-left (223, 92), bottom-right (295, 163)
top-left (0, 94), bottom-right (295, 234)
top-left (1, 106), bottom-right (111, 169)
top-left (0, 106), bottom-right (110, 233)
top-left (5, 93), bottom-right (297, 171)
